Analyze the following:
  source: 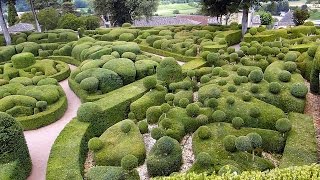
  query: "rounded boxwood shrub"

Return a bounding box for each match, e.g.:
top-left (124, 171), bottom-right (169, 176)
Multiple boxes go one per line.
top-left (77, 102), bottom-right (103, 122)
top-left (248, 47), bottom-right (258, 56)
top-left (206, 98), bottom-right (218, 108)
top-left (275, 118), bottom-right (292, 133)
top-left (249, 107), bottom-right (261, 118)
top-left (232, 117), bottom-right (244, 130)
top-left (200, 75), bottom-right (210, 84)
top-left (37, 78), bottom-right (58, 85)
top-left (246, 132), bottom-right (262, 149)
top-left (235, 136), bottom-right (252, 152)
top-left (143, 76), bottom-right (157, 90)
top-left (88, 137), bottom-right (103, 152)
top-left (269, 82), bottom-right (281, 94)
top-left (80, 77), bottom-right (99, 93)
top-left (227, 47), bottom-right (235, 54)
top-left (212, 110), bottom-right (226, 122)
top-left (233, 76), bottom-right (242, 86)
top-left (179, 98), bottom-right (190, 108)
top-left (138, 121), bottom-right (148, 134)
top-left (219, 70), bottom-right (229, 77)
top-left (228, 85), bottom-right (237, 93)
top-left (119, 33), bottom-right (135, 42)
top-left (121, 52), bottom-right (136, 60)
top-left (237, 67), bottom-right (249, 76)
top-left (121, 154), bottom-right (138, 171)
top-left (206, 53), bottom-right (219, 64)
top-left (36, 101), bottom-right (47, 111)
top-left (218, 49), bottom-right (225, 55)
top-left (284, 52), bottom-right (297, 62)
top-left (111, 51), bottom-right (120, 58)
top-left (11, 52), bottom-right (36, 69)
top-left (151, 127), bottom-right (165, 140)
top-left (277, 53), bottom-right (285, 60)
top-left (165, 93), bottom-right (175, 102)
top-left (196, 152), bottom-right (212, 167)
top-left (186, 103), bottom-right (200, 117)
top-left (128, 112), bottom-right (136, 120)
top-left (146, 106), bottom-right (162, 124)
top-left (230, 53), bottom-right (239, 62)
top-left (226, 97), bottom-right (235, 105)
top-left (250, 84), bottom-right (259, 93)
top-left (197, 126), bottom-right (211, 140)
top-left (279, 70), bottom-right (291, 82)
top-left (218, 79), bottom-right (227, 86)
top-left (161, 103), bottom-right (171, 113)
top-left (284, 62), bottom-right (297, 73)
top-left (291, 83), bottom-right (308, 98)
top-left (196, 114), bottom-right (208, 126)
top-left (307, 46), bottom-right (317, 58)
top-left (241, 76), bottom-right (249, 83)
top-left (223, 135), bottom-right (237, 152)
top-left (248, 69), bottom-right (264, 83)
top-left (242, 91), bottom-right (252, 102)
top-left (121, 121), bottom-right (132, 133)
top-left (156, 57), bottom-right (183, 85)
top-left (218, 165), bottom-right (240, 175)
top-left (249, 27), bottom-right (258, 35)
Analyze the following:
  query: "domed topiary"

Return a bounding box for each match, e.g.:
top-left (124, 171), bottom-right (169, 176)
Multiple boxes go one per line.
top-left (207, 53), bottom-right (219, 64)
top-left (157, 136), bottom-right (175, 154)
top-left (88, 137), bottom-right (103, 152)
top-left (200, 75), bottom-right (210, 83)
top-left (246, 133), bottom-right (262, 149)
top-left (212, 110), bottom-right (226, 122)
top-left (241, 76), bottom-right (249, 83)
top-left (233, 76), bottom-right (242, 86)
top-left (229, 53), bottom-right (239, 62)
top-left (279, 70), bottom-right (291, 82)
top-left (146, 106), bottom-right (162, 124)
top-left (219, 70), bottom-right (229, 77)
top-left (247, 47), bottom-right (258, 56)
top-left (151, 127), bottom-right (166, 140)
top-left (307, 46), bottom-right (317, 58)
top-left (138, 121), bottom-right (148, 134)
top-left (212, 67), bottom-right (223, 76)
top-left (121, 154), bottom-right (138, 171)
top-left (260, 46), bottom-right (271, 56)
top-left (237, 67), bottom-right (249, 76)
top-left (187, 70), bottom-right (196, 77)
top-left (228, 85), bottom-right (237, 93)
top-left (196, 152), bottom-right (212, 167)
top-left (249, 27), bottom-right (258, 35)
top-left (77, 102), bottom-right (103, 122)
top-left (242, 91), bottom-right (252, 102)
top-left (248, 69), bottom-right (264, 83)
top-left (291, 83), bottom-right (308, 98)
top-left (196, 114), bottom-right (209, 126)
top-left (36, 101), bottom-right (47, 111)
top-left (226, 97), bottom-right (235, 105)
top-left (143, 76), bottom-right (157, 89)
top-left (218, 165), bottom-right (240, 176)
top-left (269, 82), bottom-right (281, 94)
top-left (284, 62), bottom-right (297, 73)
top-left (250, 84), bottom-right (259, 93)
top-left (249, 107), bottom-right (261, 118)
top-left (218, 79), bottom-right (227, 86)
top-left (275, 118), bottom-right (292, 133)
top-left (119, 33), bottom-right (135, 42)
top-left (218, 49), bottom-right (225, 55)
top-left (277, 53), bottom-right (285, 60)
top-left (235, 136), bottom-right (252, 152)
top-left (121, 121), bottom-right (131, 133)
top-left (80, 77), bottom-right (99, 93)
top-left (165, 93), bottom-right (175, 102)
top-left (156, 57), bottom-right (183, 85)
top-left (227, 47), bottom-right (235, 54)
top-left (284, 52), bottom-right (297, 62)
top-left (206, 98), bottom-right (218, 108)
top-left (11, 52), bottom-right (36, 69)
top-left (186, 103), bottom-right (200, 117)
top-left (272, 47), bottom-right (281, 56)
top-left (128, 112), bottom-right (136, 120)
top-left (161, 103), bottom-right (171, 113)
top-left (197, 126), bottom-right (212, 140)
top-left (179, 98), bottom-right (190, 108)
top-left (223, 135), bottom-right (237, 152)
top-left (232, 117), bottom-right (244, 129)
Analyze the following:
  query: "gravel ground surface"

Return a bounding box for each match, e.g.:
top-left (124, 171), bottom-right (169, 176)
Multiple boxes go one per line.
top-left (24, 65), bottom-right (81, 180)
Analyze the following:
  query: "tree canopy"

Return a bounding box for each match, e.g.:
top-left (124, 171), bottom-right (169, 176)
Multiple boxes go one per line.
top-left (93, 0), bottom-right (160, 26)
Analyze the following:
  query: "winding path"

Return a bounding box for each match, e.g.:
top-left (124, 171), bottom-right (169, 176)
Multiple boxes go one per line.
top-left (24, 65), bottom-right (81, 180)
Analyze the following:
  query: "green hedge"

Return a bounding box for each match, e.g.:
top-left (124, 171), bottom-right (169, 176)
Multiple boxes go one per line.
top-left (48, 56), bottom-right (81, 66)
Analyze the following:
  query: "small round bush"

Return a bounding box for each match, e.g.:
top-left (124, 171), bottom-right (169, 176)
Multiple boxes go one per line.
top-left (227, 47), bottom-right (235, 54)
top-left (241, 76), bottom-right (249, 83)
top-left (212, 67), bottom-right (222, 76)
top-left (223, 135), bottom-right (237, 152)
top-left (250, 84), bottom-right (259, 93)
top-left (212, 110), bottom-right (226, 122)
top-left (80, 77), bottom-right (99, 93)
top-left (233, 76), bottom-right (242, 86)
top-left (179, 98), bottom-right (190, 108)
top-left (187, 70), bottom-right (196, 77)
top-left (157, 136), bottom-right (175, 154)
top-left (228, 85), bottom-right (237, 93)
top-left (284, 52), bottom-right (297, 62)
top-left (232, 117), bottom-right (244, 129)
top-left (146, 106), bottom-right (162, 124)
top-left (36, 101), bottom-right (47, 111)
top-left (249, 107), bottom-right (261, 118)
top-left (284, 62), bottom-right (297, 73)
top-left (196, 114), bottom-right (209, 126)
top-left (235, 136), bottom-right (252, 152)
top-left (269, 82), bottom-right (281, 94)
top-left (281, 47), bottom-right (289, 54)
top-left (229, 53), bottom-right (239, 62)
top-left (138, 121), bottom-right (148, 134)
top-left (219, 39), bottom-right (227, 45)
top-left (226, 97), bottom-right (235, 105)
top-left (219, 70), bottom-right (229, 77)
top-left (197, 126), bottom-right (212, 140)
top-left (122, 23), bottom-right (132, 27)
top-left (272, 47), bottom-right (281, 56)
top-left (207, 53), bottom-right (219, 64)
top-left (218, 79), bottom-right (227, 86)
top-left (143, 76), bottom-right (157, 89)
top-left (277, 53), bottom-right (285, 60)
top-left (165, 93), bottom-right (175, 102)
top-left (206, 98), bottom-right (218, 108)
top-left (119, 33), bottom-right (135, 41)
top-left (186, 103), bottom-right (200, 117)
top-left (200, 51), bottom-right (210, 59)
top-left (249, 27), bottom-right (258, 35)
top-left (77, 102), bottom-right (103, 122)
top-left (307, 46), bottom-right (317, 58)
top-left (37, 78), bottom-right (58, 85)
top-left (248, 69), bottom-right (264, 83)
top-left (291, 83), bottom-right (308, 98)
top-left (161, 103), bottom-right (171, 113)
top-left (11, 52), bottom-right (36, 69)
top-left (260, 46), bottom-right (271, 56)
top-left (121, 154), bottom-right (138, 171)
top-left (218, 49), bottom-right (225, 55)
top-left (200, 75), bottom-right (210, 83)
top-left (279, 70), bottom-right (291, 82)
top-left (151, 127), bottom-right (165, 140)
top-left (246, 133), bottom-right (262, 149)
top-left (276, 118), bottom-right (292, 133)
top-left (242, 91), bottom-right (252, 102)
top-left (121, 52), bottom-right (136, 60)
top-left (128, 112), bottom-right (135, 120)
top-left (218, 165), bottom-right (240, 176)
top-left (247, 47), bottom-right (258, 56)
top-left (196, 152), bottom-right (212, 167)
top-left (237, 67), bottom-right (249, 76)
top-left (111, 51), bottom-right (120, 58)
top-left (240, 46), bottom-right (249, 53)
top-left (88, 137), bottom-right (103, 152)
top-left (121, 121), bottom-right (131, 133)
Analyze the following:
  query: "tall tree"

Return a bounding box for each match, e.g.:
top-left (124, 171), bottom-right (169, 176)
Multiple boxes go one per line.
top-left (28, 0), bottom-right (41, 32)
top-left (32, 0), bottom-right (59, 10)
top-left (0, 1), bottom-right (11, 45)
top-left (201, 0), bottom-right (239, 24)
top-left (62, 0), bottom-right (76, 14)
top-left (8, 0), bottom-right (18, 26)
top-left (94, 0), bottom-right (159, 26)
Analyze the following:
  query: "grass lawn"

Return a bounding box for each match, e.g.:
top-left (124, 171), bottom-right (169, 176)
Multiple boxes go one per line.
top-left (155, 3), bottom-right (200, 16)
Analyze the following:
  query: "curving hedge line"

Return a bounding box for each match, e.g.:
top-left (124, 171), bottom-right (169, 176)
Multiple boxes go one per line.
top-left (17, 96), bottom-right (68, 130)
top-left (48, 61), bottom-right (71, 82)
top-left (139, 45), bottom-right (199, 62)
top-left (47, 77), bottom-right (149, 179)
top-left (48, 56), bottom-right (81, 66)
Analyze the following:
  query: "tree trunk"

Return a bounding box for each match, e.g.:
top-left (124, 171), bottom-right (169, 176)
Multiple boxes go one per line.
top-left (29, 0), bottom-right (41, 32)
top-left (0, 2), bottom-right (11, 45)
top-left (242, 7), bottom-right (249, 37)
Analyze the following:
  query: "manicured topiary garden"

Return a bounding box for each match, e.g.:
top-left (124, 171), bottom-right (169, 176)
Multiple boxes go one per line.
top-left (0, 24), bottom-right (319, 180)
